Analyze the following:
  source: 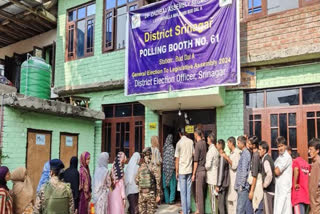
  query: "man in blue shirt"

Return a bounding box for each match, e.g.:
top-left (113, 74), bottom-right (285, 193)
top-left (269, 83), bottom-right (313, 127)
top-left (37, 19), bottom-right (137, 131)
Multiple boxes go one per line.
top-left (235, 135), bottom-right (252, 214)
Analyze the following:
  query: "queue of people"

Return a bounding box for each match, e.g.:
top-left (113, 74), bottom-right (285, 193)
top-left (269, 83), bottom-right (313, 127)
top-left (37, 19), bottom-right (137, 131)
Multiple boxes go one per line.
top-left (0, 130), bottom-right (318, 214)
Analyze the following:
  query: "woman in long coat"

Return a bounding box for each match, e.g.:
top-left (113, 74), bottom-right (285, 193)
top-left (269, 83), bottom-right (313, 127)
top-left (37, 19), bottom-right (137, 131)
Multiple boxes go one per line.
top-left (79, 152), bottom-right (91, 214)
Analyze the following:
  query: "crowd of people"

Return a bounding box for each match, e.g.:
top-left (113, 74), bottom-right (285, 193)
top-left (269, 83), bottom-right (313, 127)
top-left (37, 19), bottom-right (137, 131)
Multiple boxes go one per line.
top-left (0, 128), bottom-right (319, 214)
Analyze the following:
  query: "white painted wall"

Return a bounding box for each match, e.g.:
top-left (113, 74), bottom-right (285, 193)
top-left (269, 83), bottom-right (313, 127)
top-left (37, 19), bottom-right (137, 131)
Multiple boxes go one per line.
top-left (0, 29), bottom-right (56, 59)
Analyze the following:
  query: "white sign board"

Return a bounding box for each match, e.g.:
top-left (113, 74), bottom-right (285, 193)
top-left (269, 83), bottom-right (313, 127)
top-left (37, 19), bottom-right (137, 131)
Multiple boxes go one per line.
top-left (66, 136), bottom-right (73, 147)
top-left (36, 134), bottom-right (46, 145)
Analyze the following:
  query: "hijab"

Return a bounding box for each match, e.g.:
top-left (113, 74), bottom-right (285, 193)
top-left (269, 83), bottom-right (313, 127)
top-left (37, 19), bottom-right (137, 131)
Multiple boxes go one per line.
top-left (124, 152), bottom-right (140, 194)
top-left (80, 152), bottom-right (91, 198)
top-left (163, 134), bottom-right (175, 187)
top-left (0, 166), bottom-right (9, 191)
top-left (11, 167), bottom-right (34, 214)
top-left (111, 152), bottom-right (126, 188)
top-left (37, 161), bottom-right (50, 192)
top-left (64, 157), bottom-right (79, 208)
top-left (93, 152), bottom-right (109, 203)
top-left (151, 136), bottom-right (162, 165)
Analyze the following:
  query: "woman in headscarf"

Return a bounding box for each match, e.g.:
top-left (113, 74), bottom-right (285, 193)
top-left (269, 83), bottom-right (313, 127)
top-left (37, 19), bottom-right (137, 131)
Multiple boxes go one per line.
top-left (108, 151), bottom-right (127, 214)
top-left (11, 167), bottom-right (34, 214)
top-left (151, 136), bottom-right (162, 201)
top-left (0, 166), bottom-right (13, 214)
top-left (162, 134), bottom-right (177, 204)
top-left (37, 161), bottom-right (50, 193)
top-left (93, 152), bottom-right (111, 213)
top-left (79, 152), bottom-right (91, 214)
top-left (64, 157), bottom-right (80, 212)
top-left (125, 152), bottom-right (141, 214)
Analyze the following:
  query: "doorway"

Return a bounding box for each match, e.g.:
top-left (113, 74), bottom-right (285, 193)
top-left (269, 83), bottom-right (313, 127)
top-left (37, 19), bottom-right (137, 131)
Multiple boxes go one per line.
top-left (160, 109), bottom-right (216, 149)
top-left (26, 129), bottom-right (51, 194)
top-left (60, 133), bottom-right (78, 168)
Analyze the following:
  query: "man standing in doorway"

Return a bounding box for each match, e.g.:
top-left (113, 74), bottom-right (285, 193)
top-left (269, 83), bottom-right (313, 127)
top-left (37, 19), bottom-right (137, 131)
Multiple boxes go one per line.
top-left (192, 128), bottom-right (207, 214)
top-left (274, 136), bottom-right (292, 214)
top-left (235, 135), bottom-right (251, 214)
top-left (308, 138), bottom-right (320, 214)
top-left (175, 128), bottom-right (194, 214)
top-left (220, 136), bottom-right (241, 214)
top-left (258, 141), bottom-right (275, 214)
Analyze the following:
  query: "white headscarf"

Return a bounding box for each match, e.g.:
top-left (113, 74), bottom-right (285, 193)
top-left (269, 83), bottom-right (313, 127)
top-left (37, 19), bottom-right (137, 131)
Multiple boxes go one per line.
top-left (151, 147), bottom-right (162, 165)
top-left (124, 152), bottom-right (141, 196)
top-left (93, 152), bottom-right (109, 203)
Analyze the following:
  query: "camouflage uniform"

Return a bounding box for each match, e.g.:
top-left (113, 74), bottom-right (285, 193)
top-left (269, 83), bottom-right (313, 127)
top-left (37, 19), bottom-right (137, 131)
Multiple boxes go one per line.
top-left (136, 147), bottom-right (161, 214)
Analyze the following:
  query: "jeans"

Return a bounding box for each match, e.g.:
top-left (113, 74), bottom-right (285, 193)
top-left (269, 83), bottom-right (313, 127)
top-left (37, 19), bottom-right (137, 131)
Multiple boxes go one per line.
top-left (163, 172), bottom-right (177, 204)
top-left (293, 203), bottom-right (306, 214)
top-left (237, 189), bottom-right (250, 214)
top-left (179, 173), bottom-right (192, 214)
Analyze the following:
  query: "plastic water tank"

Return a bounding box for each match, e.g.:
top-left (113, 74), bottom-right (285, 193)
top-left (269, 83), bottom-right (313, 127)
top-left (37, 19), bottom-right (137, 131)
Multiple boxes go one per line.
top-left (20, 56), bottom-right (51, 99)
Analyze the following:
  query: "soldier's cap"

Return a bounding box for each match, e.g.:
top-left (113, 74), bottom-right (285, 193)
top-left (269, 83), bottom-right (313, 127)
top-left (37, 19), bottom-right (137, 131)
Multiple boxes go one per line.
top-left (142, 147), bottom-right (152, 156)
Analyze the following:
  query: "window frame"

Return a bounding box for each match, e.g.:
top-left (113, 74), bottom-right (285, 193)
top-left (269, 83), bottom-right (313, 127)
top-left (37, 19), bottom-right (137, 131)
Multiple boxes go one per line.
top-left (102, 0), bottom-right (143, 53)
top-left (299, 0), bottom-right (320, 7)
top-left (65, 2), bottom-right (96, 62)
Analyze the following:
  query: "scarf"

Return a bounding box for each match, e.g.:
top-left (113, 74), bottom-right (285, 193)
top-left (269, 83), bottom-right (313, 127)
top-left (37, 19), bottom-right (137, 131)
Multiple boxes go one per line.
top-left (37, 161), bottom-right (50, 192)
top-left (0, 166), bottom-right (9, 191)
top-left (64, 157), bottom-right (79, 208)
top-left (163, 134), bottom-right (175, 186)
top-left (124, 152), bottom-right (140, 194)
top-left (93, 152), bottom-right (109, 203)
top-left (80, 152), bottom-right (91, 199)
top-left (111, 152), bottom-right (126, 189)
top-left (11, 167), bottom-right (34, 214)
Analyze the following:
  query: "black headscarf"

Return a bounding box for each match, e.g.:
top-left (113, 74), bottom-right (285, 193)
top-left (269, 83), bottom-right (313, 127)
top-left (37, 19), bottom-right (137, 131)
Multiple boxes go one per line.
top-left (64, 157), bottom-right (80, 209)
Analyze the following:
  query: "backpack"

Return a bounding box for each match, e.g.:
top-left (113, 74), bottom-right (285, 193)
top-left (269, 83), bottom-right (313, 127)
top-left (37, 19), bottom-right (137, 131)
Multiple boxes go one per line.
top-left (42, 182), bottom-right (70, 214)
top-left (139, 164), bottom-right (154, 189)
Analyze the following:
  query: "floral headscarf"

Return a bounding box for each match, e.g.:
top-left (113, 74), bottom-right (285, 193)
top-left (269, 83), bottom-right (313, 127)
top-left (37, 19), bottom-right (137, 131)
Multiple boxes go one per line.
top-left (163, 134), bottom-right (175, 187)
top-left (80, 152), bottom-right (91, 199)
top-left (111, 152), bottom-right (126, 188)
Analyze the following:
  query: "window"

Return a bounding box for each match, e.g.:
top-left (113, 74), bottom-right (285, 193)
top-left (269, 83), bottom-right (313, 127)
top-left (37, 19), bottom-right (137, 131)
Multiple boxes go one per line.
top-left (102, 103), bottom-right (145, 161)
top-left (66, 3), bottom-right (96, 61)
top-left (103, 0), bottom-right (140, 52)
top-left (249, 114), bottom-right (262, 141)
top-left (302, 86), bottom-right (320, 104)
top-left (267, 89), bottom-right (299, 107)
top-left (248, 0), bottom-right (262, 14)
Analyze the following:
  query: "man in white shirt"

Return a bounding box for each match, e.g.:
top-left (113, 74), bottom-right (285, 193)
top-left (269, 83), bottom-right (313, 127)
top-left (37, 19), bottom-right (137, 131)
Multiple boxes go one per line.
top-left (175, 128), bottom-right (194, 214)
top-left (205, 132), bottom-right (219, 214)
top-left (220, 136), bottom-right (241, 214)
top-left (274, 136), bottom-right (292, 214)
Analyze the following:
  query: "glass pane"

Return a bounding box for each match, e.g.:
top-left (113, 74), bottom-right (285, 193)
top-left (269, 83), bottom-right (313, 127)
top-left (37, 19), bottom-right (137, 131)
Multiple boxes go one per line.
top-left (76, 20), bottom-right (85, 57)
top-left (246, 92), bottom-right (264, 108)
top-left (267, 89), bottom-right (299, 107)
top-left (318, 119), bottom-right (320, 139)
top-left (279, 113), bottom-right (287, 139)
top-left (126, 122), bottom-right (130, 131)
top-left (78, 7), bottom-right (86, 19)
top-left (128, 0), bottom-right (136, 2)
top-left (129, 4), bottom-right (138, 11)
top-left (255, 121), bottom-right (261, 141)
top-left (254, 114), bottom-right (261, 120)
top-left (289, 113), bottom-right (296, 126)
top-left (106, 0), bottom-right (116, 9)
top-left (302, 86), bottom-right (320, 104)
top-left (272, 150), bottom-right (278, 161)
top-left (86, 19), bottom-right (94, 52)
top-left (289, 128), bottom-right (297, 148)
top-left (68, 10), bottom-right (76, 21)
top-left (116, 132), bottom-right (120, 147)
top-left (116, 6), bottom-right (127, 49)
top-left (133, 104), bottom-right (145, 116)
top-left (125, 133), bottom-right (130, 148)
top-left (87, 4), bottom-right (96, 16)
top-left (307, 112), bottom-right (315, 117)
top-left (115, 104), bottom-right (132, 117)
top-left (104, 106), bottom-right (113, 118)
top-left (118, 0), bottom-right (126, 6)
top-left (135, 126), bottom-right (140, 152)
top-left (249, 115), bottom-right (253, 120)
top-left (121, 123), bottom-right (125, 150)
top-left (68, 26), bottom-right (74, 54)
top-left (253, 0), bottom-right (261, 7)
top-left (271, 128), bottom-right (278, 148)
top-left (271, 114), bottom-right (278, 127)
top-left (248, 0), bottom-right (252, 7)
top-left (317, 112), bottom-right (320, 117)
top-left (307, 118), bottom-right (315, 141)
top-left (249, 121), bottom-right (253, 137)
top-left (117, 123), bottom-right (120, 132)
top-left (105, 12), bottom-right (113, 48)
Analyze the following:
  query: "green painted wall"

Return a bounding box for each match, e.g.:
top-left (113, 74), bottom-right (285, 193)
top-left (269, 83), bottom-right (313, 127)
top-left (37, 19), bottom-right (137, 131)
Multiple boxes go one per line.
top-left (2, 107), bottom-right (96, 173)
top-left (257, 63), bottom-right (320, 89)
top-left (55, 0), bottom-right (125, 88)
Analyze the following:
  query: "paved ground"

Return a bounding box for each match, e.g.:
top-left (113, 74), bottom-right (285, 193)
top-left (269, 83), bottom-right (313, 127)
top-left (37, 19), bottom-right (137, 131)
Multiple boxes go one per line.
top-left (156, 203), bottom-right (181, 214)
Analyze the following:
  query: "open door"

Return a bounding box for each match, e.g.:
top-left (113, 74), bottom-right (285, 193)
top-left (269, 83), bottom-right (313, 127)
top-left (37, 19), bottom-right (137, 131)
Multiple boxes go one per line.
top-left (60, 133), bottom-right (78, 168)
top-left (27, 129), bottom-right (51, 194)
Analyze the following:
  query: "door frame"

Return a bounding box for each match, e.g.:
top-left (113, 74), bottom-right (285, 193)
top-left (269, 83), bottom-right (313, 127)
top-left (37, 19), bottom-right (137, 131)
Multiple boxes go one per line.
top-left (59, 132), bottom-right (79, 163)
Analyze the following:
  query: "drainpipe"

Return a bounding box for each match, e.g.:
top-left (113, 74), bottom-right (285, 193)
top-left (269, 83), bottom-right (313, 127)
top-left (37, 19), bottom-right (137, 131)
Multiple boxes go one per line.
top-left (0, 94), bottom-right (4, 164)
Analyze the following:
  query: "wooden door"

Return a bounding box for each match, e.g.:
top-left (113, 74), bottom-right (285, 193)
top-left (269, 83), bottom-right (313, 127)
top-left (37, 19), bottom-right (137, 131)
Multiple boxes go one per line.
top-left (27, 130), bottom-right (51, 194)
top-left (60, 133), bottom-right (78, 168)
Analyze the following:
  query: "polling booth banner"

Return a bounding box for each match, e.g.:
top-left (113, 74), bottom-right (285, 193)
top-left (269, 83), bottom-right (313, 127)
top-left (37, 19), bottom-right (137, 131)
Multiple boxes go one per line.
top-left (125, 0), bottom-right (240, 95)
